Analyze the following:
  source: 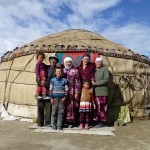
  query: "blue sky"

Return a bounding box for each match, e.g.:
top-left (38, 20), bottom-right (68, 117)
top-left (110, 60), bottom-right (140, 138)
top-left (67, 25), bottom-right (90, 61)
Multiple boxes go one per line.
top-left (0, 0), bottom-right (150, 58)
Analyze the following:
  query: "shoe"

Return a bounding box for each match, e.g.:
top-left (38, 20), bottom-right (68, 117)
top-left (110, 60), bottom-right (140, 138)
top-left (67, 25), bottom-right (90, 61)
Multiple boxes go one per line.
top-left (57, 126), bottom-right (63, 130)
top-left (68, 124), bottom-right (74, 128)
top-left (37, 123), bottom-right (43, 127)
top-left (35, 95), bottom-right (43, 100)
top-left (79, 124), bottom-right (83, 129)
top-left (45, 124), bottom-right (51, 127)
top-left (42, 94), bottom-right (50, 100)
top-left (52, 126), bottom-right (57, 130)
top-left (95, 122), bottom-right (105, 128)
top-left (84, 124), bottom-right (89, 129)
top-left (93, 117), bottom-right (98, 121)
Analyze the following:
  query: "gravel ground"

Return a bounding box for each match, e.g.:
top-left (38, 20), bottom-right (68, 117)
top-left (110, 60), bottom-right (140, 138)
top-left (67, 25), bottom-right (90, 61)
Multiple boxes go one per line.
top-left (0, 119), bottom-right (150, 150)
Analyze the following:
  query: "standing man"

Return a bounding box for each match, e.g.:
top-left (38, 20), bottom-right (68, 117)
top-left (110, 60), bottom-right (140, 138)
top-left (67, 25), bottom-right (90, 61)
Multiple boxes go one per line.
top-left (92, 57), bottom-right (109, 128)
top-left (37, 53), bottom-right (59, 127)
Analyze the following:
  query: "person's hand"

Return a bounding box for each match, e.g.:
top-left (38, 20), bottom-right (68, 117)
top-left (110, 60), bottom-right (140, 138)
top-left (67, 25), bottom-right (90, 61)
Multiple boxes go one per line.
top-left (61, 97), bottom-right (66, 103)
top-left (37, 79), bottom-right (41, 86)
top-left (41, 80), bottom-right (46, 86)
top-left (75, 101), bottom-right (78, 107)
top-left (92, 80), bottom-right (96, 86)
top-left (93, 103), bottom-right (96, 109)
top-left (90, 88), bottom-right (93, 94)
top-left (74, 94), bottom-right (79, 100)
top-left (51, 98), bottom-right (54, 105)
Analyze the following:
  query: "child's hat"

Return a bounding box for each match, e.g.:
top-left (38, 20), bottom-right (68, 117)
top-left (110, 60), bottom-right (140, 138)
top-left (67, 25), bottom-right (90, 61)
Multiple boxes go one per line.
top-left (64, 57), bottom-right (73, 64)
top-left (49, 53), bottom-right (59, 63)
top-left (95, 57), bottom-right (103, 62)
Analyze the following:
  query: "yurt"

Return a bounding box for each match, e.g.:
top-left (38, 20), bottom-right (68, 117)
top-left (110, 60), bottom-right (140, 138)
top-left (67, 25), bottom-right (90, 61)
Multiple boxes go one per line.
top-left (0, 29), bottom-right (150, 123)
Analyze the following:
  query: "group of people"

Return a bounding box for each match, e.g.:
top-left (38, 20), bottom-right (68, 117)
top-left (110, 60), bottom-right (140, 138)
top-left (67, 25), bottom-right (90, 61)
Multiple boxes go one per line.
top-left (35, 52), bottom-right (109, 130)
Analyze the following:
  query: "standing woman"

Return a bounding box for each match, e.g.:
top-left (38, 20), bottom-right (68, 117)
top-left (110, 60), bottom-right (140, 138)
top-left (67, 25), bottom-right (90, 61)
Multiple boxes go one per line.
top-left (63, 57), bottom-right (81, 128)
top-left (77, 52), bottom-right (95, 126)
top-left (77, 52), bottom-right (95, 89)
top-left (92, 57), bottom-right (109, 128)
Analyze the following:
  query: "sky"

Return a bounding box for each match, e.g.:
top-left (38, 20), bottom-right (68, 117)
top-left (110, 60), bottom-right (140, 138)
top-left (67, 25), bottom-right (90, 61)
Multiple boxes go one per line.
top-left (0, 0), bottom-right (150, 58)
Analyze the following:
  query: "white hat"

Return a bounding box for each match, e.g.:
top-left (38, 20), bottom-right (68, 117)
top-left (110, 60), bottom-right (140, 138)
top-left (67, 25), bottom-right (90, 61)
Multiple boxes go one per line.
top-left (64, 57), bottom-right (73, 64)
top-left (95, 57), bottom-right (103, 62)
top-left (49, 53), bottom-right (59, 62)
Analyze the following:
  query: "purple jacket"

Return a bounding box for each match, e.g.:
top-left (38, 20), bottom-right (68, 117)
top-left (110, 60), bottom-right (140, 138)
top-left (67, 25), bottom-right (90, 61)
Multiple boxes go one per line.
top-left (35, 61), bottom-right (47, 80)
top-left (77, 63), bottom-right (95, 83)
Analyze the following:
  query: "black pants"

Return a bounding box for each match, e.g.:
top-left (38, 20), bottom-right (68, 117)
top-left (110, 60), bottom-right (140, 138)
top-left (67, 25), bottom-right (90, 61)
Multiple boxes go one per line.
top-left (37, 99), bottom-right (51, 126)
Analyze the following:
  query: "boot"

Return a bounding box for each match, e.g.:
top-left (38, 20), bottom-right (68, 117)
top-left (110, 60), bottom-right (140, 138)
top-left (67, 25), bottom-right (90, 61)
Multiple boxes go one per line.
top-left (95, 122), bottom-right (105, 128)
top-left (84, 124), bottom-right (89, 129)
top-left (35, 94), bottom-right (42, 100)
top-left (79, 124), bottom-right (84, 129)
top-left (42, 94), bottom-right (50, 100)
top-left (68, 124), bottom-right (74, 128)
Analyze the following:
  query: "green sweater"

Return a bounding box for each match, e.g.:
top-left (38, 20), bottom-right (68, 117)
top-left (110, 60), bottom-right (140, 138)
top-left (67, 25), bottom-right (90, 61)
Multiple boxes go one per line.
top-left (95, 66), bottom-right (109, 96)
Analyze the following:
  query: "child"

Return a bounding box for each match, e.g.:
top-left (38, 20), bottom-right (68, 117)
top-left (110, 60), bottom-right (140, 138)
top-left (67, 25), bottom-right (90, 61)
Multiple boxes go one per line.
top-left (79, 79), bottom-right (96, 129)
top-left (49, 67), bottom-right (68, 130)
top-left (35, 52), bottom-right (50, 100)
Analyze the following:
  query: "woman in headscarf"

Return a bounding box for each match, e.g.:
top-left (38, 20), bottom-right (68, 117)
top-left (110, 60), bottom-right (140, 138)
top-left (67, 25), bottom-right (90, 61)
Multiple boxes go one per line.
top-left (92, 57), bottom-right (109, 128)
top-left (77, 52), bottom-right (95, 89)
top-left (77, 52), bottom-right (95, 126)
top-left (63, 57), bottom-right (81, 128)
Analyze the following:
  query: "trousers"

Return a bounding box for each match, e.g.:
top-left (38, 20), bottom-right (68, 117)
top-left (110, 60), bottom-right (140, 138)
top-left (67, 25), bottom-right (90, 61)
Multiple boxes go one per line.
top-left (37, 99), bottom-right (51, 126)
top-left (51, 98), bottom-right (65, 127)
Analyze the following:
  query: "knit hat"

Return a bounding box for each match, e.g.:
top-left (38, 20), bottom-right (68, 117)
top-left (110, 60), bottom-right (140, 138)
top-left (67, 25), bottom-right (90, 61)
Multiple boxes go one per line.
top-left (49, 53), bottom-right (59, 63)
top-left (64, 57), bottom-right (73, 64)
top-left (82, 52), bottom-right (90, 58)
top-left (95, 57), bottom-right (103, 62)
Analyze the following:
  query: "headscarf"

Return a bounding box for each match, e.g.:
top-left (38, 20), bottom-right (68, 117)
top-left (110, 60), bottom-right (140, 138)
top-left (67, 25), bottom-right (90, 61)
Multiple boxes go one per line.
top-left (64, 57), bottom-right (73, 69)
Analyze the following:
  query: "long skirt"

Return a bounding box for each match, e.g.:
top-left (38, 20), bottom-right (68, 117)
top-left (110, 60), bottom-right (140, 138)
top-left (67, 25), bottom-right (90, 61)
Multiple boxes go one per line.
top-left (95, 96), bottom-right (108, 122)
top-left (66, 98), bottom-right (78, 124)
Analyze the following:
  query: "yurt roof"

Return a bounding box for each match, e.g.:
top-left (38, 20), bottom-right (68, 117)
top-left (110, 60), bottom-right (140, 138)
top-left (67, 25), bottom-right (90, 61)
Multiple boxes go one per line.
top-left (1, 29), bottom-right (150, 64)
top-left (28, 29), bottom-right (128, 50)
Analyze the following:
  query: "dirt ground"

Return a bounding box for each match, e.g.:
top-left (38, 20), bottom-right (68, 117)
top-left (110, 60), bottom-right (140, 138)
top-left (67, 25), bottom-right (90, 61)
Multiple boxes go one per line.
top-left (0, 119), bottom-right (150, 150)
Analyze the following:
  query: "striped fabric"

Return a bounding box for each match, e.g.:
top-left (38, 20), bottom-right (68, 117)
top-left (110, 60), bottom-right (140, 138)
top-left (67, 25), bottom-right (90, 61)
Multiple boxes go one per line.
top-left (49, 77), bottom-right (68, 98)
top-left (79, 102), bottom-right (92, 112)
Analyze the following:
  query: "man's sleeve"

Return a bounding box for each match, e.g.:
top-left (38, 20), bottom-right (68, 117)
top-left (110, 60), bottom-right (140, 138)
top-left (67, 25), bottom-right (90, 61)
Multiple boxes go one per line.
top-left (49, 79), bottom-right (54, 98)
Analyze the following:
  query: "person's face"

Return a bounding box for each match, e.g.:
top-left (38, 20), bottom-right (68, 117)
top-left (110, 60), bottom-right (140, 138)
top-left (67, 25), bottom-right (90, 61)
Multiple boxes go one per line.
top-left (95, 61), bottom-right (103, 68)
top-left (65, 61), bottom-right (72, 68)
top-left (83, 82), bottom-right (90, 89)
top-left (38, 55), bottom-right (44, 62)
top-left (55, 69), bottom-right (63, 78)
top-left (49, 58), bottom-right (57, 67)
top-left (82, 56), bottom-right (90, 65)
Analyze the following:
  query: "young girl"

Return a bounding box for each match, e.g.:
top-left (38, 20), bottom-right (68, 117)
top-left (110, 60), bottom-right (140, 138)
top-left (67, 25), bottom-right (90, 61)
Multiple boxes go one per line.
top-left (79, 79), bottom-right (96, 129)
top-left (35, 52), bottom-right (50, 100)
